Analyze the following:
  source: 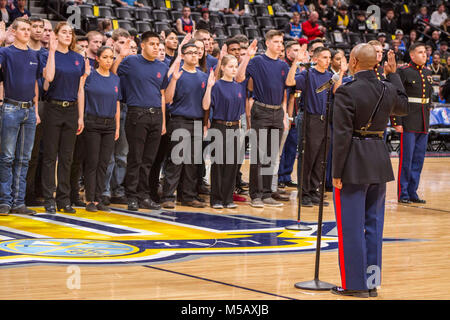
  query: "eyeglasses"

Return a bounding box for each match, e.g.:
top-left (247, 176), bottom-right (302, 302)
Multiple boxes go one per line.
top-left (184, 51), bottom-right (198, 55)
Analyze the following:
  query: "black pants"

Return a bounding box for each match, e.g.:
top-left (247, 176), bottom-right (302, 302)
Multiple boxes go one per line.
top-left (148, 109), bottom-right (170, 202)
top-left (83, 116), bottom-right (116, 203)
top-left (249, 104), bottom-right (284, 200)
top-left (162, 117), bottom-right (202, 203)
top-left (124, 107), bottom-right (162, 201)
top-left (26, 101), bottom-right (45, 201)
top-left (70, 134), bottom-right (85, 202)
top-left (41, 101), bottom-right (78, 207)
top-left (210, 122), bottom-right (241, 206)
top-left (302, 113), bottom-right (330, 198)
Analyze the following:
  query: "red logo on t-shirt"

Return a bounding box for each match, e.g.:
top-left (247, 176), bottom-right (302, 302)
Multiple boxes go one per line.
top-left (115, 86), bottom-right (118, 93)
top-left (202, 82), bottom-right (205, 89)
top-left (238, 92), bottom-right (242, 98)
top-left (157, 72), bottom-right (161, 78)
top-left (281, 70), bottom-right (285, 76)
top-left (75, 60), bottom-right (80, 66)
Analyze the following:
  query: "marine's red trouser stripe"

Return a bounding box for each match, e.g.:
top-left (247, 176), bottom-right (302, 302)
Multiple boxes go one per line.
top-left (334, 187), bottom-right (346, 290)
top-left (397, 132), bottom-right (403, 200)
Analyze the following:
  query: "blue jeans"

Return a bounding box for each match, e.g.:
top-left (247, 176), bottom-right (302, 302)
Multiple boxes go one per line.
top-left (0, 103), bottom-right (37, 208)
top-left (103, 108), bottom-right (128, 198)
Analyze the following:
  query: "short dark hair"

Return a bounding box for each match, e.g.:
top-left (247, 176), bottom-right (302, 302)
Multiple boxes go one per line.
top-left (181, 40), bottom-right (197, 54)
top-left (312, 46), bottom-right (330, 57)
top-left (29, 16), bottom-right (43, 24)
top-left (141, 31), bottom-right (161, 43)
top-left (409, 42), bottom-right (426, 53)
top-left (225, 38), bottom-right (240, 47)
top-left (307, 38), bottom-right (323, 51)
top-left (76, 35), bottom-right (88, 42)
top-left (285, 40), bottom-right (300, 50)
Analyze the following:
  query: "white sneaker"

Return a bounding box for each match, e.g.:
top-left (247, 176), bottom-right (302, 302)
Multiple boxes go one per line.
top-left (225, 203), bottom-right (237, 209)
top-left (262, 197), bottom-right (283, 207)
top-left (212, 203), bottom-right (223, 209)
top-left (250, 198), bottom-right (264, 208)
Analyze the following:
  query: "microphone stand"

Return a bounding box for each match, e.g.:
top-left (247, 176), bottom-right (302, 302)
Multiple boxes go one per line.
top-left (294, 83), bottom-right (335, 291)
top-left (286, 64), bottom-right (312, 232)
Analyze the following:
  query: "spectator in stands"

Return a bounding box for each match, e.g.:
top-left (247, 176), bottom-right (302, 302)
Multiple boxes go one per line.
top-left (99, 19), bottom-right (113, 38)
top-left (0, 0), bottom-right (11, 26)
top-left (284, 11), bottom-right (303, 40)
top-left (229, 0), bottom-right (244, 16)
top-left (442, 75), bottom-right (450, 101)
top-left (177, 6), bottom-right (196, 36)
top-left (426, 30), bottom-right (441, 52)
top-left (8, 0), bottom-right (29, 23)
top-left (430, 3), bottom-right (447, 28)
top-left (115, 0), bottom-right (144, 7)
top-left (76, 36), bottom-right (88, 55)
top-left (331, 4), bottom-right (351, 34)
top-left (439, 41), bottom-right (449, 65)
top-left (430, 51), bottom-right (448, 85)
top-left (349, 10), bottom-right (369, 34)
top-left (291, 0), bottom-right (310, 20)
top-left (425, 44), bottom-right (433, 66)
top-left (395, 29), bottom-right (407, 53)
top-left (440, 18), bottom-right (450, 43)
top-left (208, 0), bottom-right (230, 15)
top-left (196, 8), bottom-right (214, 34)
top-left (321, 0), bottom-right (336, 25)
top-left (162, 29), bottom-right (179, 64)
top-left (414, 5), bottom-right (431, 38)
top-left (377, 32), bottom-right (389, 51)
top-left (381, 8), bottom-right (397, 39)
top-left (302, 11), bottom-right (325, 41)
top-left (406, 29), bottom-right (418, 51)
top-left (391, 39), bottom-right (405, 63)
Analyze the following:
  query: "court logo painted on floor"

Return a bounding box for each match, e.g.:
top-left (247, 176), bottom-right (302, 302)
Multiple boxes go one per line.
top-left (0, 208), bottom-right (412, 268)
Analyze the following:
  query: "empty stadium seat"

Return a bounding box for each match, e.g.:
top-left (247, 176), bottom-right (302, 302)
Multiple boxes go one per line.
top-left (256, 16), bottom-right (274, 28)
top-left (153, 9), bottom-right (170, 22)
top-left (241, 15), bottom-right (256, 27)
top-left (227, 25), bottom-right (243, 37)
top-left (213, 26), bottom-right (227, 37)
top-left (97, 0), bottom-right (115, 7)
top-left (171, 10), bottom-right (182, 22)
top-left (254, 5), bottom-right (270, 17)
top-left (115, 7), bottom-right (135, 20)
top-left (245, 26), bottom-right (262, 40)
top-left (348, 32), bottom-right (363, 46)
top-left (134, 8), bottom-right (153, 22)
top-left (274, 16), bottom-right (289, 29)
top-left (171, 0), bottom-right (184, 11)
top-left (154, 21), bottom-right (170, 33)
top-left (98, 6), bottom-right (116, 19)
top-left (117, 19), bottom-right (136, 31)
top-left (223, 14), bottom-right (239, 26)
top-left (152, 0), bottom-right (168, 9)
top-left (78, 4), bottom-right (95, 18)
top-left (190, 12), bottom-right (201, 23)
top-left (209, 12), bottom-right (223, 25)
top-left (135, 21), bottom-right (153, 33)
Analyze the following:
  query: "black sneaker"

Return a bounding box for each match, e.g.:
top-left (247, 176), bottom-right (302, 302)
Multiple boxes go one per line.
top-left (44, 201), bottom-right (56, 214)
top-left (128, 199), bottom-right (139, 211)
top-left (72, 199), bottom-right (86, 207)
top-left (10, 205), bottom-right (36, 215)
top-left (301, 197), bottom-right (313, 207)
top-left (311, 195), bottom-right (329, 206)
top-left (110, 196), bottom-right (128, 205)
top-left (0, 204), bottom-right (11, 216)
top-left (96, 203), bottom-right (111, 212)
top-left (285, 181), bottom-right (298, 188)
top-left (410, 198), bottom-right (426, 204)
top-left (57, 205), bottom-right (76, 214)
top-left (331, 286), bottom-right (369, 298)
top-left (101, 195), bottom-right (111, 206)
top-left (85, 202), bottom-right (98, 212)
top-left (398, 199), bottom-right (411, 204)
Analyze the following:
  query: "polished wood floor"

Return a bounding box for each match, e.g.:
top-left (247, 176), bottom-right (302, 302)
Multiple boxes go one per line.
top-left (0, 157), bottom-right (449, 300)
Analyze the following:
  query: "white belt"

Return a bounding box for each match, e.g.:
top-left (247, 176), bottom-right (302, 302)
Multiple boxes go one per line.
top-left (408, 97), bottom-right (429, 104)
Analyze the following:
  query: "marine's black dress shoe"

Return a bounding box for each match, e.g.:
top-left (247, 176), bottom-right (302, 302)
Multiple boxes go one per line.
top-left (410, 198), bottom-right (426, 204)
top-left (139, 198), bottom-right (161, 210)
top-left (398, 199), bottom-right (411, 204)
top-left (331, 286), bottom-right (369, 298)
top-left (271, 192), bottom-right (290, 201)
top-left (311, 196), bottom-right (329, 207)
top-left (57, 205), bottom-right (76, 214)
top-left (285, 180), bottom-right (298, 188)
top-left (85, 202), bottom-right (98, 212)
top-left (301, 197), bottom-right (314, 207)
top-left (72, 199), bottom-right (86, 207)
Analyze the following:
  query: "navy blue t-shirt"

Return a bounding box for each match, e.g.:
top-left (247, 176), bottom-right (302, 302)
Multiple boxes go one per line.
top-left (42, 50), bottom-right (85, 102)
top-left (246, 54), bottom-right (290, 105)
top-left (211, 79), bottom-right (246, 121)
top-left (295, 68), bottom-right (333, 115)
top-left (168, 69), bottom-right (208, 119)
top-left (206, 54), bottom-right (218, 71)
top-left (0, 45), bottom-right (41, 102)
top-left (84, 70), bottom-right (122, 118)
top-left (117, 54), bottom-right (169, 108)
top-left (36, 47), bottom-right (48, 100)
top-left (88, 57), bottom-right (96, 69)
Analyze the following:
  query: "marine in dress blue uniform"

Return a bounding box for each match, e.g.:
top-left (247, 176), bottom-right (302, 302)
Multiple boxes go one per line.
top-left (391, 43), bottom-right (433, 204)
top-left (331, 44), bottom-right (408, 297)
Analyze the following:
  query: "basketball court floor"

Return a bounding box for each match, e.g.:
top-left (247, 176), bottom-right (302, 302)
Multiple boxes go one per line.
top-left (0, 157), bottom-right (448, 300)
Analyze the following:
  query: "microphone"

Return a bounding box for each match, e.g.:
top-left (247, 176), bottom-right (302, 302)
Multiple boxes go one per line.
top-left (296, 62), bottom-right (317, 68)
top-left (315, 73), bottom-right (341, 93)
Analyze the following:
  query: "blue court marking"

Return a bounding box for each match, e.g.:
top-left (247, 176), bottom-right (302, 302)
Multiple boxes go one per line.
top-left (144, 265), bottom-right (299, 300)
top-left (0, 229), bottom-right (36, 240)
top-left (37, 214), bottom-right (138, 234)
